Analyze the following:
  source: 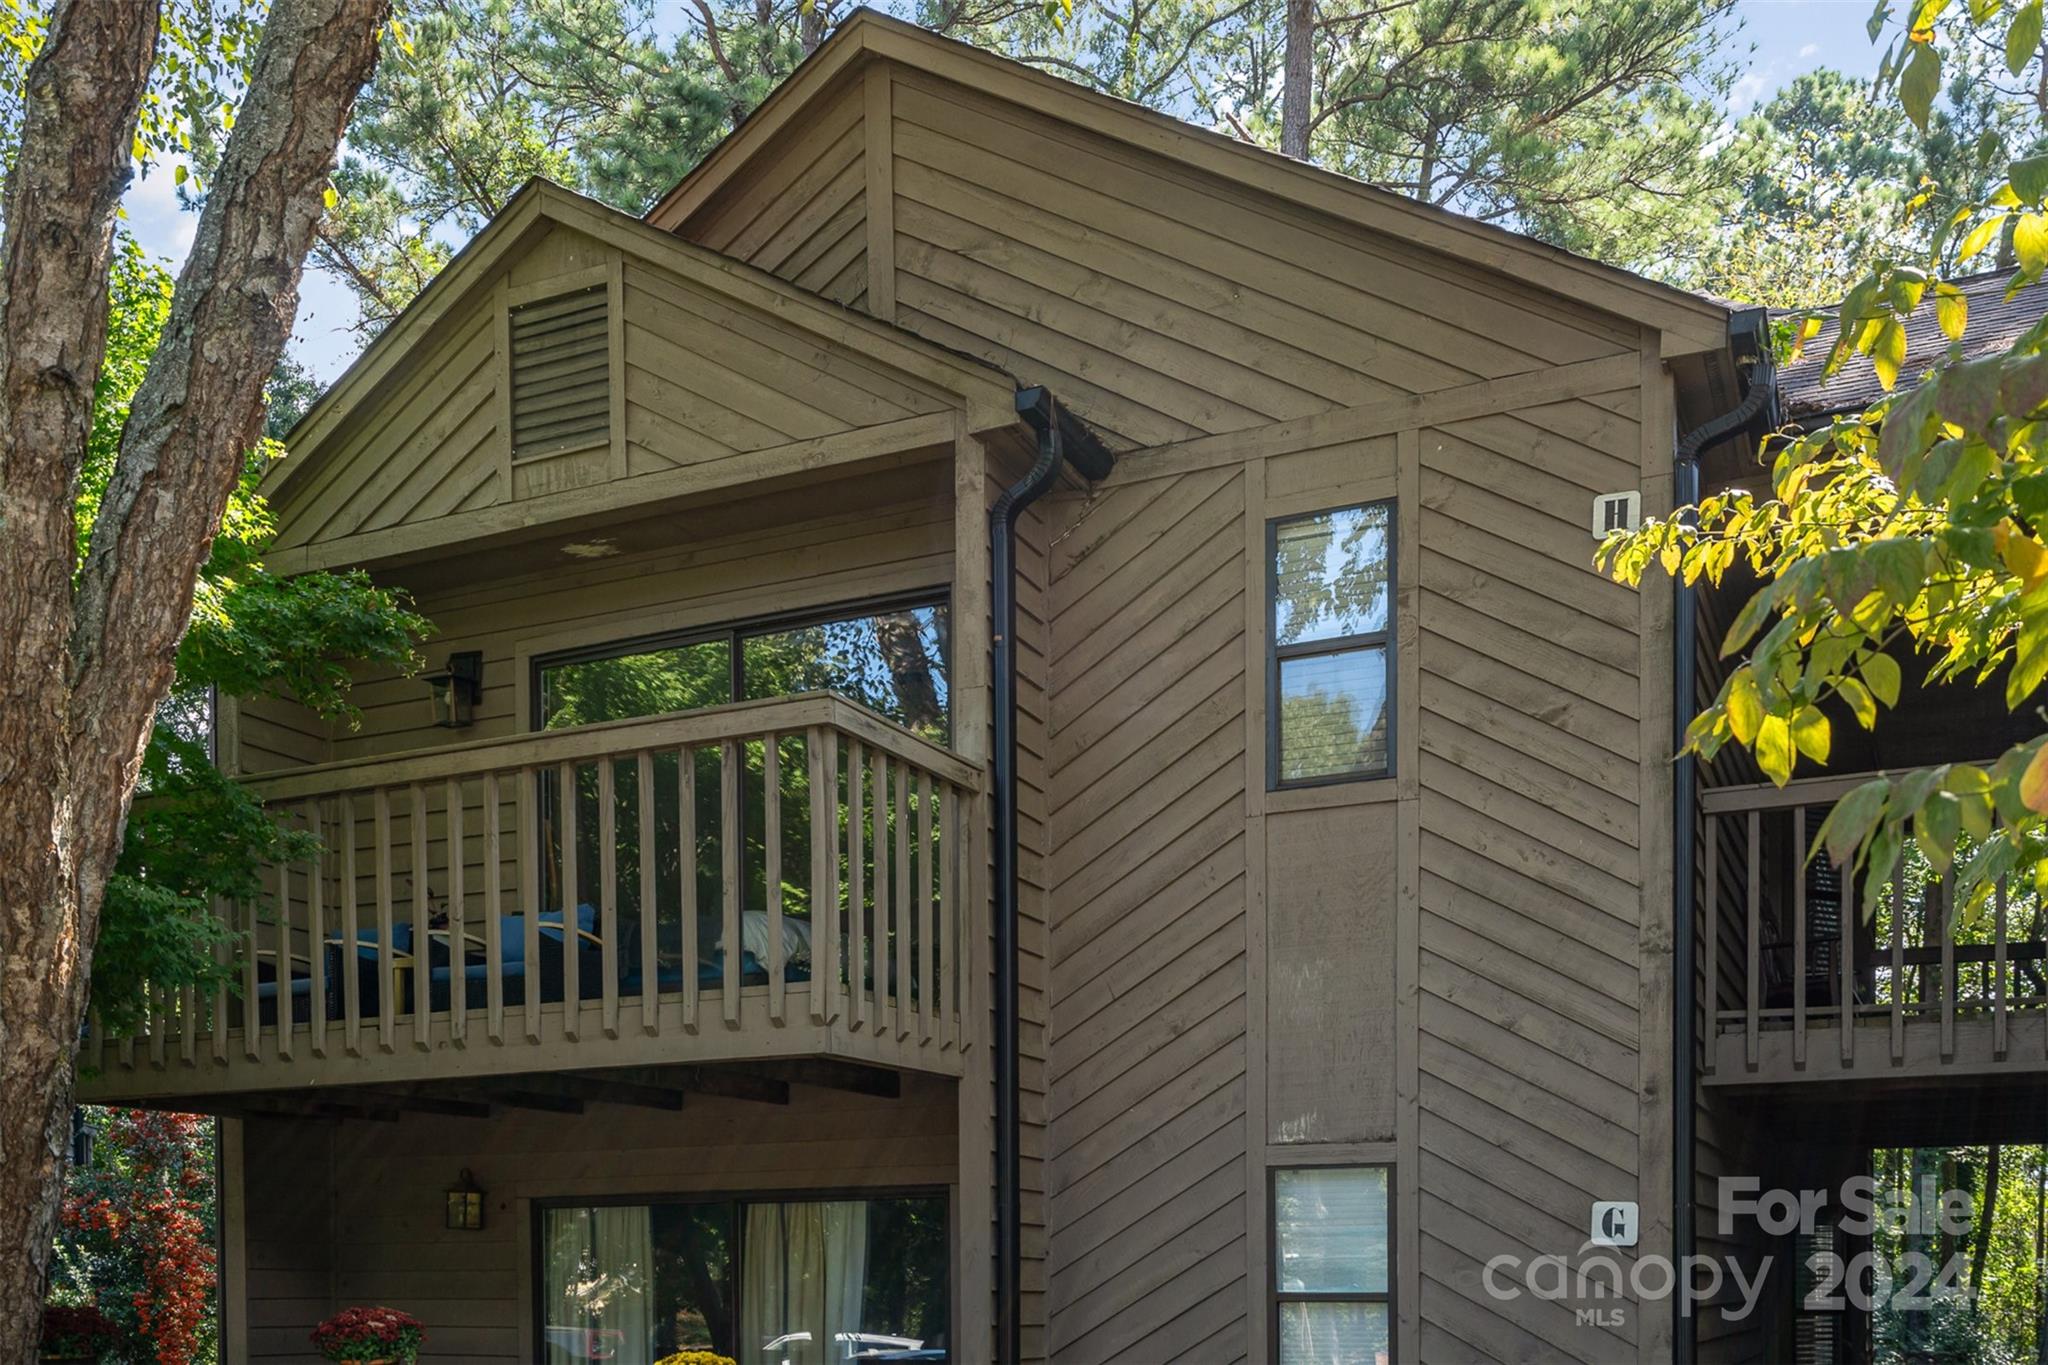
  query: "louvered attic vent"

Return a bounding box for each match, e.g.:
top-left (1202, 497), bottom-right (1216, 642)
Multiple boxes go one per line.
top-left (509, 284), bottom-right (610, 459)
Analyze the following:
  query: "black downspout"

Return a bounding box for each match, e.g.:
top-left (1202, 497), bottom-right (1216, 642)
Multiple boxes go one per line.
top-left (1669, 367), bottom-right (1772, 1365)
top-left (994, 387), bottom-right (1111, 1365)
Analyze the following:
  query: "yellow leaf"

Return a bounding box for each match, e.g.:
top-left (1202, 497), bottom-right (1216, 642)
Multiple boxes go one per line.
top-left (1790, 706), bottom-right (1831, 764)
top-left (1997, 520), bottom-right (2048, 588)
top-left (1727, 670), bottom-right (1765, 746)
top-left (1935, 283), bottom-right (1967, 340)
top-left (1757, 715), bottom-right (1794, 785)
top-left (1871, 317), bottom-right (1907, 390)
top-left (2018, 212), bottom-right (2048, 275)
top-left (1958, 213), bottom-right (2007, 263)
top-left (2021, 741), bottom-right (2048, 813)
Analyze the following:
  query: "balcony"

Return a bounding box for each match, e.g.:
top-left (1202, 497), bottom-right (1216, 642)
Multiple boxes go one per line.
top-left (80, 694), bottom-right (981, 1102)
top-left (1701, 774), bottom-right (2047, 1085)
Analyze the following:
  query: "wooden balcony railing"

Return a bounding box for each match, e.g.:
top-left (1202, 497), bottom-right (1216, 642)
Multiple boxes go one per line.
top-left (82, 694), bottom-right (982, 1098)
top-left (1701, 775), bottom-right (2048, 1083)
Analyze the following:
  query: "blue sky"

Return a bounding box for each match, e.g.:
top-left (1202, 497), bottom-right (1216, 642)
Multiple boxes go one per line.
top-left (118, 0), bottom-right (1892, 386)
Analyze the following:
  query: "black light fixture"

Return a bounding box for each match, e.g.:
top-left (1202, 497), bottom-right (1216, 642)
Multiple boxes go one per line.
top-left (445, 1168), bottom-right (485, 1230)
top-left (423, 651), bottom-right (483, 729)
top-left (70, 1109), bottom-right (93, 1169)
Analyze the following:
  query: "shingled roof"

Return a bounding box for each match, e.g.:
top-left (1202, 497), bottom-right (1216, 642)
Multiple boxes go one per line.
top-left (1777, 266), bottom-right (2048, 421)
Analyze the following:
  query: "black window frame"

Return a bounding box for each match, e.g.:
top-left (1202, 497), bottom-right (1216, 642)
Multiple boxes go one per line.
top-left (528, 587), bottom-right (953, 737)
top-left (1266, 500), bottom-right (1396, 791)
top-left (529, 1182), bottom-right (953, 1361)
top-left (1267, 1162), bottom-right (1397, 1365)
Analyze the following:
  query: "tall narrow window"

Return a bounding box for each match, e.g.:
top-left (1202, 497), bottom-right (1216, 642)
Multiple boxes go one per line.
top-left (1270, 501), bottom-right (1393, 786)
top-left (509, 284), bottom-right (611, 459)
top-left (1272, 1165), bottom-right (1393, 1364)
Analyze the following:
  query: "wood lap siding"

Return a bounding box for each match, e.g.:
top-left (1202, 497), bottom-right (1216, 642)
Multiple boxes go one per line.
top-left (1042, 467), bottom-right (1250, 1365)
top-left (234, 1079), bottom-right (958, 1365)
top-left (1414, 390), bottom-right (1648, 1364)
top-left (272, 305), bottom-right (501, 553)
top-left (685, 79), bottom-right (868, 307)
top-left (882, 73), bottom-right (1636, 450)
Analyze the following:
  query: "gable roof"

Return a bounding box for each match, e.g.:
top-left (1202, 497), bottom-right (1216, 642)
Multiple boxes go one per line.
top-left (646, 8), bottom-right (1730, 359)
top-left (1776, 266), bottom-right (2048, 421)
top-left (268, 177), bottom-right (1021, 504)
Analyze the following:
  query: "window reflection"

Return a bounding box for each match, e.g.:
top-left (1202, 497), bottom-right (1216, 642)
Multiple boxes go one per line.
top-left (541, 1194), bottom-right (947, 1364)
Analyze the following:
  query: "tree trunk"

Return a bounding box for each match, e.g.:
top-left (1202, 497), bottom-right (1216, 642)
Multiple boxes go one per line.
top-left (0, 0), bottom-right (389, 1356)
top-left (1281, 0), bottom-right (1313, 158)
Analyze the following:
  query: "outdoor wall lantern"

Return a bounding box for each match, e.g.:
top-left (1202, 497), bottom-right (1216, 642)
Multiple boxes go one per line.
top-left (445, 1168), bottom-right (485, 1231)
top-left (424, 651), bottom-right (483, 729)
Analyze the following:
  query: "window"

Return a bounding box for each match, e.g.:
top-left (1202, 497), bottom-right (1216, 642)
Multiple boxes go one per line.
top-left (1269, 502), bottom-right (1393, 786)
top-left (1271, 1166), bottom-right (1393, 1365)
top-left (539, 1192), bottom-right (948, 1365)
top-left (533, 596), bottom-right (949, 743)
top-left (510, 284), bottom-right (611, 460)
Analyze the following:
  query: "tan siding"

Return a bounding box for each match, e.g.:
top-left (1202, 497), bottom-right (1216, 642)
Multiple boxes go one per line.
top-left (310, 473), bottom-right (954, 772)
top-left (687, 78), bottom-right (868, 302)
top-left (235, 1077), bottom-right (957, 1364)
top-left (274, 303), bottom-right (501, 553)
top-left (881, 72), bottom-right (1636, 450)
top-left (1414, 387), bottom-right (1650, 1360)
top-left (1042, 467), bottom-right (1249, 1364)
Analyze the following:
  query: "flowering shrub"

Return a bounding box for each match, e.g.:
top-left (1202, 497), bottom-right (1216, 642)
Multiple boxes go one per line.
top-left (54, 1109), bottom-right (217, 1364)
top-left (40, 1303), bottom-right (117, 1358)
top-left (653, 1353), bottom-right (736, 1365)
top-left (310, 1307), bottom-right (425, 1362)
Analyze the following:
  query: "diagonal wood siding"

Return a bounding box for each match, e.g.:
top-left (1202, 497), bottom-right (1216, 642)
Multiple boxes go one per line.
top-left (1043, 466), bottom-right (1250, 1364)
top-left (1415, 390), bottom-right (1651, 1363)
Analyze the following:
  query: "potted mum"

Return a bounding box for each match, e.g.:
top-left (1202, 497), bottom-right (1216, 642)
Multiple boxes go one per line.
top-left (39, 1303), bottom-right (116, 1362)
top-left (311, 1306), bottom-right (425, 1364)
top-left (653, 1354), bottom-right (736, 1365)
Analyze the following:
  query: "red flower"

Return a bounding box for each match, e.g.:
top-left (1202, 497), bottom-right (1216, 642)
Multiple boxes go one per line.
top-left (311, 1306), bottom-right (426, 1362)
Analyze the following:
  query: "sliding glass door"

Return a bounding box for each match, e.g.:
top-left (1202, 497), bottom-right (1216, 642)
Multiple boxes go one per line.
top-left (540, 1192), bottom-right (947, 1364)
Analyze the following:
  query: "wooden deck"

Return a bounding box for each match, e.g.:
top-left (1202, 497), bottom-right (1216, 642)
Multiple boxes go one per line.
top-left (1701, 774), bottom-right (2047, 1086)
top-left (79, 694), bottom-right (982, 1103)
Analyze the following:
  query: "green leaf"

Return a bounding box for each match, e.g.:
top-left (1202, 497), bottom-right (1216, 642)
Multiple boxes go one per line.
top-left (1818, 778), bottom-right (1890, 869)
top-left (2001, 351), bottom-right (2048, 419)
top-left (1914, 792), bottom-right (1962, 872)
top-left (173, 163), bottom-right (187, 187)
top-left (2010, 0), bottom-right (2043, 74)
top-left (1901, 42), bottom-right (1941, 131)
top-left (1862, 652), bottom-right (1902, 707)
top-left (2014, 154), bottom-right (2048, 204)
top-left (322, 184), bottom-right (337, 210)
top-left (1757, 714), bottom-right (1795, 785)
top-left (1939, 354), bottom-right (2002, 434)
top-left (1867, 538), bottom-right (1927, 605)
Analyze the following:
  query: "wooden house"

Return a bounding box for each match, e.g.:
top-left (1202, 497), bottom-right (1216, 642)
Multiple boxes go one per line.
top-left (78, 12), bottom-right (2044, 1362)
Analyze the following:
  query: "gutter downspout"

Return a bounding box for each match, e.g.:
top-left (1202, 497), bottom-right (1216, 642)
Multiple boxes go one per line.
top-left (994, 387), bottom-right (1111, 1365)
top-left (1668, 347), bottom-right (1773, 1365)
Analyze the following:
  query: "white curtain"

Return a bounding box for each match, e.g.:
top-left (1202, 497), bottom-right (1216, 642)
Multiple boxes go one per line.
top-left (543, 1206), bottom-right (656, 1365)
top-left (742, 1201), bottom-right (869, 1365)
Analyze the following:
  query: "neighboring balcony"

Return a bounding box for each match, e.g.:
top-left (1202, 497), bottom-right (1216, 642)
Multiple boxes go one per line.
top-left (80, 694), bottom-right (981, 1103)
top-left (1701, 773), bottom-right (2048, 1085)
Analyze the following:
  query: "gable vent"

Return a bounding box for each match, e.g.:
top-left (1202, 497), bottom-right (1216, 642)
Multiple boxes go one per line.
top-left (509, 284), bottom-right (610, 459)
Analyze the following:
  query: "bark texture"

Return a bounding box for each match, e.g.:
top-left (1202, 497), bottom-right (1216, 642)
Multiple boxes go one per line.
top-left (1281, 0), bottom-right (1314, 158)
top-left (0, 0), bottom-right (388, 1354)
